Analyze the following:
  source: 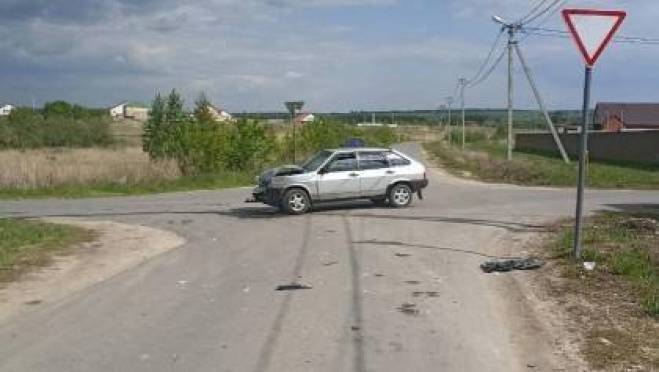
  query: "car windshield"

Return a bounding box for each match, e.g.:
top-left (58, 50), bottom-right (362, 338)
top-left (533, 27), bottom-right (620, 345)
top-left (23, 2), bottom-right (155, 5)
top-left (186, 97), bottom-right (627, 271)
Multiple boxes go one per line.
top-left (301, 150), bottom-right (332, 172)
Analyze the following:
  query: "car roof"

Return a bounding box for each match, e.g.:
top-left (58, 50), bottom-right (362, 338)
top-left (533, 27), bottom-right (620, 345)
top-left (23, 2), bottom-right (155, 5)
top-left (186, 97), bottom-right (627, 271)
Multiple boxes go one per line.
top-left (329, 147), bottom-right (391, 153)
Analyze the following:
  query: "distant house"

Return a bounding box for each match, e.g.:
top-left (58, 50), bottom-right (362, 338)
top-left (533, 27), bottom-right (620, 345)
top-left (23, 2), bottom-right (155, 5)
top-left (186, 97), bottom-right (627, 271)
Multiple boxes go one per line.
top-left (595, 103), bottom-right (659, 132)
top-left (110, 102), bottom-right (150, 122)
top-left (0, 104), bottom-right (15, 117)
top-left (294, 113), bottom-right (315, 125)
top-left (206, 105), bottom-right (233, 122)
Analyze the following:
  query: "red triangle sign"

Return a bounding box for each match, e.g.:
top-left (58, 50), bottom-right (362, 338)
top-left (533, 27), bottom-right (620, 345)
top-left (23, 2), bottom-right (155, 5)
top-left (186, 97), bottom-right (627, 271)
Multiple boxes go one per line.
top-left (562, 9), bottom-right (626, 66)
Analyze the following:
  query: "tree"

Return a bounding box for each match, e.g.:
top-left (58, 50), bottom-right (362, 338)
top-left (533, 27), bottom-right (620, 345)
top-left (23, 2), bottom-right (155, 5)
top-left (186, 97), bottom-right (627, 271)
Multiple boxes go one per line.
top-left (143, 93), bottom-right (165, 158)
top-left (193, 92), bottom-right (215, 124)
top-left (43, 101), bottom-right (73, 118)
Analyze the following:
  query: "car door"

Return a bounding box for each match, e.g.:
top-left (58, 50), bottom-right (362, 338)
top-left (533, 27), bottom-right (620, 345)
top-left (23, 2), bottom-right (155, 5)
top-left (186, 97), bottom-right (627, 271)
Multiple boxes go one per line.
top-left (317, 152), bottom-right (361, 200)
top-left (358, 151), bottom-right (390, 197)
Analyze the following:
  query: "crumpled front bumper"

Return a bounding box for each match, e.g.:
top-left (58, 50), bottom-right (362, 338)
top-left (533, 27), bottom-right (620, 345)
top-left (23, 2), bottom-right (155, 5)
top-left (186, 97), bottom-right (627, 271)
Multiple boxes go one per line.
top-left (247, 186), bottom-right (283, 206)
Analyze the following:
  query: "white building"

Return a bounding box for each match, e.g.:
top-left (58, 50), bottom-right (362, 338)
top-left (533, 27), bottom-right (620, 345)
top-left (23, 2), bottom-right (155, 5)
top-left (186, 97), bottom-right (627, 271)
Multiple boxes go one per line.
top-left (110, 102), bottom-right (150, 121)
top-left (207, 105), bottom-right (233, 122)
top-left (110, 102), bottom-right (128, 118)
top-left (0, 104), bottom-right (15, 116)
top-left (294, 113), bottom-right (315, 125)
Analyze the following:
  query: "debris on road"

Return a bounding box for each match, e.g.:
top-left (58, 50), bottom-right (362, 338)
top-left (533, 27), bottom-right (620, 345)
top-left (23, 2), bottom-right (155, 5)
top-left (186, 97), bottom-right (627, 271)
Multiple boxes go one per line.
top-left (323, 260), bottom-right (339, 267)
top-left (395, 253), bottom-right (411, 257)
top-left (397, 302), bottom-right (420, 316)
top-left (276, 283), bottom-right (313, 291)
top-left (405, 280), bottom-right (421, 285)
top-left (480, 258), bottom-right (545, 273)
top-left (583, 262), bottom-right (597, 271)
top-left (24, 300), bottom-right (42, 306)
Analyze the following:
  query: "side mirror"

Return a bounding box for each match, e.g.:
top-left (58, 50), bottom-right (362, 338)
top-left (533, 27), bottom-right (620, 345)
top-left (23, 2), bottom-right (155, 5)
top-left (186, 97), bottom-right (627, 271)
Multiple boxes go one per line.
top-left (318, 167), bottom-right (328, 175)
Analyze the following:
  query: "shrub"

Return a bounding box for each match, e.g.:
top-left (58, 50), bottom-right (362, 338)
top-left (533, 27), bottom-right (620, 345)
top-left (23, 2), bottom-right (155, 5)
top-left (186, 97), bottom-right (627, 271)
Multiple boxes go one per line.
top-left (0, 108), bottom-right (113, 149)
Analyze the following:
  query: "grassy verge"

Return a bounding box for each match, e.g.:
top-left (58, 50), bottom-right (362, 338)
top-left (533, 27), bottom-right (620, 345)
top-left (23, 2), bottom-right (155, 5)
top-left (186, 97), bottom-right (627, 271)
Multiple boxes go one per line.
top-left (0, 219), bottom-right (95, 283)
top-left (423, 140), bottom-right (659, 189)
top-left (542, 211), bottom-right (658, 370)
top-left (0, 172), bottom-right (254, 200)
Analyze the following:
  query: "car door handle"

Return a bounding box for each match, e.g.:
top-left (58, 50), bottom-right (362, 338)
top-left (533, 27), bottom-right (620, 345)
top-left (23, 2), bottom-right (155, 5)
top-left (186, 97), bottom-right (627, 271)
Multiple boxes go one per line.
top-left (349, 173), bottom-right (360, 177)
top-left (385, 170), bottom-right (395, 175)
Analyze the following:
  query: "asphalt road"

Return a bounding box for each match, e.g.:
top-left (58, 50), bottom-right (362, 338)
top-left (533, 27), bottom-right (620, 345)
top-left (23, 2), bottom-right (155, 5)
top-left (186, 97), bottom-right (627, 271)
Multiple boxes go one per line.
top-left (0, 144), bottom-right (657, 372)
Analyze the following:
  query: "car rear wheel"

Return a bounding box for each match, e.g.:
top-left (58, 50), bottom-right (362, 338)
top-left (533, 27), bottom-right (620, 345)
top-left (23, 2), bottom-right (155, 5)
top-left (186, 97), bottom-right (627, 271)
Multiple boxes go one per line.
top-left (282, 189), bottom-right (311, 215)
top-left (389, 183), bottom-right (413, 208)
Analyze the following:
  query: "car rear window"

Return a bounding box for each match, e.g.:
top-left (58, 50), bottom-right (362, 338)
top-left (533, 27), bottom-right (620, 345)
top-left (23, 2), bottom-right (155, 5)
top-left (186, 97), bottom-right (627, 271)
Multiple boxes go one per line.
top-left (359, 152), bottom-right (388, 170)
top-left (386, 152), bottom-right (411, 167)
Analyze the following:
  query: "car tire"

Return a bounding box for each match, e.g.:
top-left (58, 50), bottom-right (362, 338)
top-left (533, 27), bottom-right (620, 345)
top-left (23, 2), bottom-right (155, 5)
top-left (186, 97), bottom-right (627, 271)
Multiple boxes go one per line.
top-left (388, 183), bottom-right (413, 208)
top-left (281, 188), bottom-right (311, 215)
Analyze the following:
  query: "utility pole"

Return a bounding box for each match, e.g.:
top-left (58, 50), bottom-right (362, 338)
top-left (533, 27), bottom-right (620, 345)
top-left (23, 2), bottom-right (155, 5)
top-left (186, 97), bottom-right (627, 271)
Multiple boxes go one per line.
top-left (492, 16), bottom-right (570, 163)
top-left (446, 97), bottom-right (454, 146)
top-left (506, 25), bottom-right (516, 161)
top-left (459, 78), bottom-right (467, 150)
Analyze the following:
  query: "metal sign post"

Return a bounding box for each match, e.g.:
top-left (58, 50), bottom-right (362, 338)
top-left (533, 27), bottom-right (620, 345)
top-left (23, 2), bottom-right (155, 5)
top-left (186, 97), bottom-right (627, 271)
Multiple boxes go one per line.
top-left (284, 101), bottom-right (304, 163)
top-left (574, 65), bottom-right (592, 260)
top-left (561, 9), bottom-right (626, 259)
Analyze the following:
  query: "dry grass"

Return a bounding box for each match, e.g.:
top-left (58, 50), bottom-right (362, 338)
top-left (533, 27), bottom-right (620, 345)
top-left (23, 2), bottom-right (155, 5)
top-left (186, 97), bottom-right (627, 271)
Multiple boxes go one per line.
top-left (0, 147), bottom-right (181, 189)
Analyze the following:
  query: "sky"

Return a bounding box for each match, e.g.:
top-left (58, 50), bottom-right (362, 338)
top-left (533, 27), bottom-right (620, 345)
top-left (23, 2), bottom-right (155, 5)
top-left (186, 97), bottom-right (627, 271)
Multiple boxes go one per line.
top-left (0, 0), bottom-right (657, 112)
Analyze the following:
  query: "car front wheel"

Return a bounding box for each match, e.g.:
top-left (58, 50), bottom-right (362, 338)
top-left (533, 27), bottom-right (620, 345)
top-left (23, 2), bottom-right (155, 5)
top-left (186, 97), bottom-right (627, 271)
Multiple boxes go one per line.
top-left (389, 184), bottom-right (413, 208)
top-left (281, 189), bottom-right (311, 215)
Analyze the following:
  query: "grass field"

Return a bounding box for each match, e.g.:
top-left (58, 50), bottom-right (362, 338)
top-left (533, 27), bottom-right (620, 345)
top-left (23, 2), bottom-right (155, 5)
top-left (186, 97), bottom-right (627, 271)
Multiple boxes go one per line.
top-left (0, 219), bottom-right (94, 283)
top-left (0, 147), bottom-right (253, 199)
top-left (424, 139), bottom-right (659, 189)
top-left (543, 211), bottom-right (658, 370)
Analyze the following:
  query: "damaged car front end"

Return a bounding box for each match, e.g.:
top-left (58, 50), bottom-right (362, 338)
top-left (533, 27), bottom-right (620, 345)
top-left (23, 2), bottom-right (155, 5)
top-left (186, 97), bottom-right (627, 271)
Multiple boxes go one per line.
top-left (248, 165), bottom-right (308, 206)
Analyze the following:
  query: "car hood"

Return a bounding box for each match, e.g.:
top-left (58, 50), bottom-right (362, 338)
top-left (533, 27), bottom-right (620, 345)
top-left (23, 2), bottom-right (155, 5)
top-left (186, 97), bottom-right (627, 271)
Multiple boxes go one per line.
top-left (259, 165), bottom-right (306, 184)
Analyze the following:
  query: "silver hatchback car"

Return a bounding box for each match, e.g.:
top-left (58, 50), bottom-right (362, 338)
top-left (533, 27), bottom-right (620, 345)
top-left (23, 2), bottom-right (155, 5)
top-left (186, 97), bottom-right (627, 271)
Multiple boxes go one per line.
top-left (250, 148), bottom-right (429, 214)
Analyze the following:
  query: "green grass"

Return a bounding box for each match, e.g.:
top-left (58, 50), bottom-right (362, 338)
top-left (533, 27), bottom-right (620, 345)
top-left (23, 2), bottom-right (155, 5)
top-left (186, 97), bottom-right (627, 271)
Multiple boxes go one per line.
top-left (0, 219), bottom-right (94, 282)
top-left (424, 139), bottom-right (659, 189)
top-left (552, 212), bottom-right (658, 316)
top-left (0, 172), bottom-right (254, 200)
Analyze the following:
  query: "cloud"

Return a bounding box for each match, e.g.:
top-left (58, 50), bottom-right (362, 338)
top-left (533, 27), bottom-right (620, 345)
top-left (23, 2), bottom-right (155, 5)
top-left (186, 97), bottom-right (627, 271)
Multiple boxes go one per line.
top-left (0, 0), bottom-right (658, 111)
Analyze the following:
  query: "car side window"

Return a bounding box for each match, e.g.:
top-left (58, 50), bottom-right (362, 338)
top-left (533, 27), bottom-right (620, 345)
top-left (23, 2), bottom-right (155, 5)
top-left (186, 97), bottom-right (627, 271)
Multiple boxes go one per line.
top-left (326, 153), bottom-right (357, 172)
top-left (359, 152), bottom-right (388, 170)
top-left (386, 152), bottom-right (411, 167)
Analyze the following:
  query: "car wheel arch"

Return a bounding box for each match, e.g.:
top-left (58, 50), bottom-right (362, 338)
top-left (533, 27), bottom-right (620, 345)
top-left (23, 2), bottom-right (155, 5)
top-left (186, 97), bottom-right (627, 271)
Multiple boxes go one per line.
top-left (283, 186), bottom-right (312, 202)
top-left (386, 180), bottom-right (413, 195)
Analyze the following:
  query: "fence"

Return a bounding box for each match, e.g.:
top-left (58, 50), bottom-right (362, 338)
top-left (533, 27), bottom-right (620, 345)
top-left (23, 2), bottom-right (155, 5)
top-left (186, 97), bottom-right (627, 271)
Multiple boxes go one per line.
top-left (515, 130), bottom-right (659, 164)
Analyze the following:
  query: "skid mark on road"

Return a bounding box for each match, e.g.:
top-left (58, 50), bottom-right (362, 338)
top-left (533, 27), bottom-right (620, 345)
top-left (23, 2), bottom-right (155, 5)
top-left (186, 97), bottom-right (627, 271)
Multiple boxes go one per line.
top-left (320, 212), bottom-right (549, 233)
top-left (252, 215), bottom-right (312, 372)
top-left (342, 216), bottom-right (366, 372)
top-left (354, 240), bottom-right (524, 260)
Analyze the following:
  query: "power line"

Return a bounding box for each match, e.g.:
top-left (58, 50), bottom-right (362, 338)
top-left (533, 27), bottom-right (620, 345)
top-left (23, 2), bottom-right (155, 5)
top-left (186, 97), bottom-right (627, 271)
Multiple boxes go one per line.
top-left (524, 27), bottom-right (659, 45)
top-left (467, 29), bottom-right (505, 85)
top-left (516, 0), bottom-right (551, 25)
top-left (527, 0), bottom-right (567, 27)
top-left (468, 46), bottom-right (506, 88)
top-left (522, 0), bottom-right (563, 25)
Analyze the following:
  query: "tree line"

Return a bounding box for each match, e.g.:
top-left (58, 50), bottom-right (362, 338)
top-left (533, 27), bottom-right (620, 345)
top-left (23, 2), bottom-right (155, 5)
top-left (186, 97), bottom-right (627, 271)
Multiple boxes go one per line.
top-left (143, 90), bottom-right (399, 175)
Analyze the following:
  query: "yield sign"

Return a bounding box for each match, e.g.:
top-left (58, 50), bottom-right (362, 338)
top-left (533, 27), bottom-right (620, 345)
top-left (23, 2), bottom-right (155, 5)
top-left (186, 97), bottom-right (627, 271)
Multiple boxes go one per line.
top-left (562, 9), bottom-right (626, 66)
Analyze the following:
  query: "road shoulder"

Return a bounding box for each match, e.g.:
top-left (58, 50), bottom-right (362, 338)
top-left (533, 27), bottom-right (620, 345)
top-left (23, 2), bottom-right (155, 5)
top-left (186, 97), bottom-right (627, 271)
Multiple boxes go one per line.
top-left (0, 218), bottom-right (185, 323)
